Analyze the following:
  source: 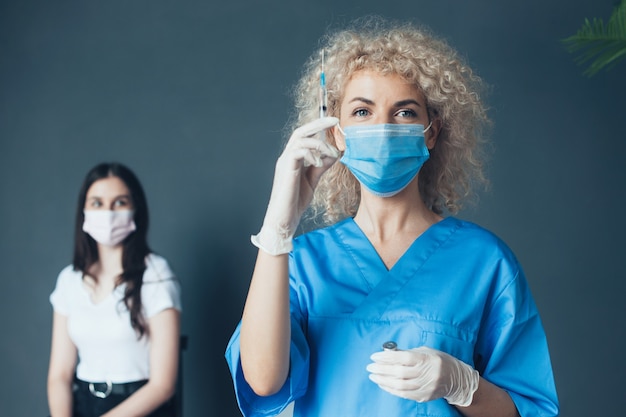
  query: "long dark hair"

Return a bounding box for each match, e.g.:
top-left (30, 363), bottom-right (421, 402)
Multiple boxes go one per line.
top-left (73, 162), bottom-right (151, 338)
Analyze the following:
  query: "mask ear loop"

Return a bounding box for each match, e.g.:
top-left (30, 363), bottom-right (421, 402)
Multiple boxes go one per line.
top-left (423, 120), bottom-right (433, 133)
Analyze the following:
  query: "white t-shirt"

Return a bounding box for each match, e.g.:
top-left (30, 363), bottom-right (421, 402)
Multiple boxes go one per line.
top-left (50, 253), bottom-right (182, 383)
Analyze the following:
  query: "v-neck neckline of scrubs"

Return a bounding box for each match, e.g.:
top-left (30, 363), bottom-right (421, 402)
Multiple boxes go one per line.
top-left (333, 216), bottom-right (461, 319)
top-left (335, 216), bottom-right (459, 286)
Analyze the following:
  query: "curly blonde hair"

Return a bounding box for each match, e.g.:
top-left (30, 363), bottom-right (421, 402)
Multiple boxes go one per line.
top-left (288, 16), bottom-right (491, 225)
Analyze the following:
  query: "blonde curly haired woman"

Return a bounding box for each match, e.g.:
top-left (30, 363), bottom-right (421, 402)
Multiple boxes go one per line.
top-left (226, 17), bottom-right (558, 417)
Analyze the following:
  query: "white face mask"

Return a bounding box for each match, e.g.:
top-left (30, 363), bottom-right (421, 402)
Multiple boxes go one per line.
top-left (82, 210), bottom-right (136, 246)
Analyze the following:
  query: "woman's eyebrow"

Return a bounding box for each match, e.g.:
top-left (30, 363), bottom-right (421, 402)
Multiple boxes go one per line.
top-left (348, 97), bottom-right (375, 105)
top-left (347, 97), bottom-right (422, 107)
top-left (394, 99), bottom-right (422, 107)
top-left (86, 194), bottom-right (131, 200)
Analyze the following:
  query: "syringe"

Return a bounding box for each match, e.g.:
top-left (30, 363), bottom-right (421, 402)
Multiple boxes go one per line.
top-left (319, 49), bottom-right (328, 118)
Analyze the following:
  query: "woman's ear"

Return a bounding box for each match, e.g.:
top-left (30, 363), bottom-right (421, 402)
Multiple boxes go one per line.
top-left (333, 125), bottom-right (346, 151)
top-left (425, 118), bottom-right (442, 149)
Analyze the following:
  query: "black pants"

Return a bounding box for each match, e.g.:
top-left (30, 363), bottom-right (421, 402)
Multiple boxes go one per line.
top-left (72, 380), bottom-right (175, 417)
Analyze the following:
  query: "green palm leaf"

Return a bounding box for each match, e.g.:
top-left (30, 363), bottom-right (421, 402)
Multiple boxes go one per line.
top-left (562, 0), bottom-right (626, 76)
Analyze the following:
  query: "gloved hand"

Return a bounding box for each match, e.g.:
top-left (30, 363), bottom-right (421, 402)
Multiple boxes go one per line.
top-left (367, 346), bottom-right (479, 407)
top-left (251, 117), bottom-right (340, 255)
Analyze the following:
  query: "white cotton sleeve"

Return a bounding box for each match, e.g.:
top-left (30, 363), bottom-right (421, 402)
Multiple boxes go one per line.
top-left (141, 254), bottom-right (182, 317)
top-left (49, 265), bottom-right (76, 316)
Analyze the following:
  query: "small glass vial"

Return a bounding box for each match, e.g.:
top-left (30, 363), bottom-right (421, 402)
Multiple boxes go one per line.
top-left (382, 341), bottom-right (397, 351)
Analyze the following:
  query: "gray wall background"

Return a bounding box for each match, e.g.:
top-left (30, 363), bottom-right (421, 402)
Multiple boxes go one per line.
top-left (1, 0), bottom-right (624, 416)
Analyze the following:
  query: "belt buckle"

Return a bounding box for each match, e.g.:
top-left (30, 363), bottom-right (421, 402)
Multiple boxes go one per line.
top-left (89, 380), bottom-right (112, 398)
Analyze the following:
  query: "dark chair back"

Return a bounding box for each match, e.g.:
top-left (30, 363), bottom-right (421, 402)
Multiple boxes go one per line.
top-left (174, 335), bottom-right (188, 417)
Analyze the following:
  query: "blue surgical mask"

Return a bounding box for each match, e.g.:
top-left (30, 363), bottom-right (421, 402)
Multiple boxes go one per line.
top-left (339, 123), bottom-right (431, 197)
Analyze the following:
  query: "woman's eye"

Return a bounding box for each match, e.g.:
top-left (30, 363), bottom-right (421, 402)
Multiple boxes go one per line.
top-left (91, 200), bottom-right (102, 208)
top-left (396, 109), bottom-right (417, 118)
top-left (114, 199), bottom-right (129, 207)
top-left (353, 108), bottom-right (370, 117)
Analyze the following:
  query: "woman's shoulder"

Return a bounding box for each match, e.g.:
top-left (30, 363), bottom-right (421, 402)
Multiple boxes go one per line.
top-left (446, 217), bottom-right (519, 264)
top-left (143, 253), bottom-right (176, 283)
top-left (291, 218), bottom-right (351, 254)
top-left (50, 265), bottom-right (83, 308)
top-left (447, 217), bottom-right (501, 240)
top-left (296, 217), bottom-right (353, 240)
top-left (56, 264), bottom-right (82, 285)
top-left (141, 254), bottom-right (182, 313)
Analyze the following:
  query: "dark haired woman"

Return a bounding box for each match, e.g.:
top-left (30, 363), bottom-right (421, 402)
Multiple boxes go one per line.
top-left (47, 162), bottom-right (181, 417)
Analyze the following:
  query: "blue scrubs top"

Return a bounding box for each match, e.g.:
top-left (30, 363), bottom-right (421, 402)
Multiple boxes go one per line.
top-left (226, 217), bottom-right (559, 417)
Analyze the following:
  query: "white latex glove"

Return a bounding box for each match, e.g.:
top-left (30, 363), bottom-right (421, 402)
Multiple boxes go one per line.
top-left (251, 117), bottom-right (340, 255)
top-left (367, 346), bottom-right (479, 407)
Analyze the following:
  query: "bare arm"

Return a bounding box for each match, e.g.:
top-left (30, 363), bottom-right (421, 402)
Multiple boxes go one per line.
top-left (102, 308), bottom-right (180, 417)
top-left (239, 118), bottom-right (339, 396)
top-left (239, 250), bottom-right (291, 396)
top-left (458, 377), bottom-right (520, 417)
top-left (47, 312), bottom-right (77, 417)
